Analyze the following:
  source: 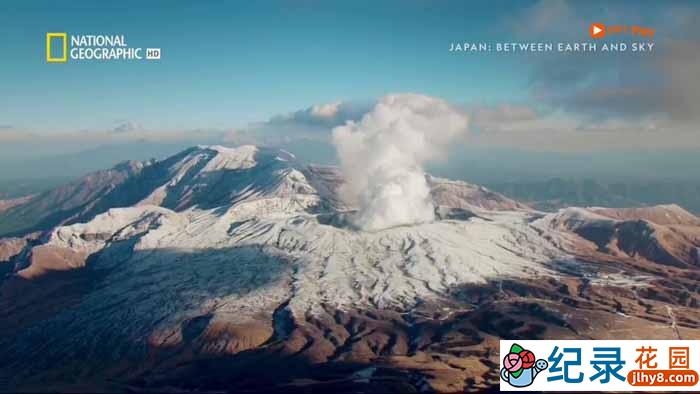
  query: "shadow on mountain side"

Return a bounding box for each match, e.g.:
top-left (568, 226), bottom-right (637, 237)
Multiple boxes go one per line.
top-left (130, 277), bottom-right (609, 393)
top-left (125, 351), bottom-right (423, 393)
top-left (447, 263), bottom-right (700, 341)
top-left (0, 156), bottom-right (175, 238)
top-left (0, 258), bottom-right (102, 337)
top-left (0, 262), bottom-right (13, 282)
top-left (0, 244), bottom-right (292, 388)
top-left (5, 248), bottom-right (699, 392)
top-left (1, 271), bottom-right (631, 393)
top-left (161, 163), bottom-right (295, 211)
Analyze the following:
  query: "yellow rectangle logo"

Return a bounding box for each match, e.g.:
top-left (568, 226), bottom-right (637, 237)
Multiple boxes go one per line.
top-left (46, 32), bottom-right (67, 63)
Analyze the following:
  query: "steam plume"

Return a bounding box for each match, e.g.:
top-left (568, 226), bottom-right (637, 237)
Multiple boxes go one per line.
top-left (332, 93), bottom-right (469, 230)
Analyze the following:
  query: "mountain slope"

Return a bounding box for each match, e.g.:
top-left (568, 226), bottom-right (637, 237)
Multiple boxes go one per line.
top-left (0, 146), bottom-right (316, 237)
top-left (0, 160), bottom-right (147, 236)
top-left (2, 145), bottom-right (700, 392)
top-left (534, 205), bottom-right (700, 268)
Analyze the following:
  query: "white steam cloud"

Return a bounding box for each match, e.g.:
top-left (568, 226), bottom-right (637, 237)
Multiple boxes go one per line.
top-left (332, 93), bottom-right (469, 231)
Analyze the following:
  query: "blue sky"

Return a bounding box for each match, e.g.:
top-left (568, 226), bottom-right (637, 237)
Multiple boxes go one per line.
top-left (1, 0), bottom-right (534, 132)
top-left (0, 0), bottom-right (698, 185)
top-left (0, 0), bottom-right (698, 158)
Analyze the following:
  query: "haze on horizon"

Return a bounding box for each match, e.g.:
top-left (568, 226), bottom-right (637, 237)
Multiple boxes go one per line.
top-left (1, 0), bottom-right (699, 186)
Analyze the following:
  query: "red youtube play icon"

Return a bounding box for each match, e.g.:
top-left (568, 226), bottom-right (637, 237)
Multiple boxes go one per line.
top-left (589, 23), bottom-right (606, 39)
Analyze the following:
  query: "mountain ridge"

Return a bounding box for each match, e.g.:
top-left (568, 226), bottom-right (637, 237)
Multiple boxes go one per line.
top-left (0, 145), bottom-right (523, 237)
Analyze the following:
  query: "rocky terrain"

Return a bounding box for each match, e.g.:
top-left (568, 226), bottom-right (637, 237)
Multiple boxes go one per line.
top-left (1, 145), bottom-right (699, 393)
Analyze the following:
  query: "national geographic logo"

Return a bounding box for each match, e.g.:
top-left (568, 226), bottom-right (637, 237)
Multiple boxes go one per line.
top-left (46, 32), bottom-right (161, 63)
top-left (46, 33), bottom-right (68, 62)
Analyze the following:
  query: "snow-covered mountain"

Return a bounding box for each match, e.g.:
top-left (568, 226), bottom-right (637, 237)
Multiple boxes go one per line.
top-left (0, 145), bottom-right (325, 237)
top-left (1, 145), bottom-right (700, 392)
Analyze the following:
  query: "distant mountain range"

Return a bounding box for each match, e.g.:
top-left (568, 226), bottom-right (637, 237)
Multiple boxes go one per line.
top-left (487, 177), bottom-right (700, 214)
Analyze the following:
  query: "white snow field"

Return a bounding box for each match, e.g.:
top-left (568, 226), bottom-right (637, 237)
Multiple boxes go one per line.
top-left (34, 145), bottom-right (566, 332)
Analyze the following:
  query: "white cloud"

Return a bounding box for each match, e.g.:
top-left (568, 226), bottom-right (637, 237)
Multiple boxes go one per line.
top-left (310, 101), bottom-right (342, 119)
top-left (224, 100), bottom-right (372, 148)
